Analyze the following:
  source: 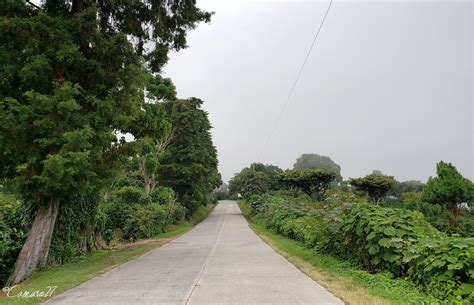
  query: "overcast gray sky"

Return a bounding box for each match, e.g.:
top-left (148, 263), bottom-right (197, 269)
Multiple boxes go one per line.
top-left (163, 0), bottom-right (473, 183)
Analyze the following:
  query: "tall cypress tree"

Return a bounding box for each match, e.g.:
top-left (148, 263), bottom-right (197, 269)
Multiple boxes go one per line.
top-left (159, 98), bottom-right (222, 214)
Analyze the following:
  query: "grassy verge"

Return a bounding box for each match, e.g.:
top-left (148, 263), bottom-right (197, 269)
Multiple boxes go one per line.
top-left (0, 204), bottom-right (215, 305)
top-left (238, 202), bottom-right (438, 305)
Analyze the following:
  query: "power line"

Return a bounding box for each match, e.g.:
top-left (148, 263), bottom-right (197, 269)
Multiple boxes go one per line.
top-left (260, 0), bottom-right (334, 159)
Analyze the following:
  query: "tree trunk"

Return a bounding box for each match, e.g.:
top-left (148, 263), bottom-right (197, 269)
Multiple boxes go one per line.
top-left (7, 199), bottom-right (59, 285)
top-left (144, 183), bottom-right (151, 195)
top-left (449, 203), bottom-right (461, 227)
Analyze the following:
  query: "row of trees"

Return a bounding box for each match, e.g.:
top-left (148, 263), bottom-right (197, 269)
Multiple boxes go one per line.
top-left (229, 154), bottom-right (473, 222)
top-left (228, 154), bottom-right (416, 201)
top-left (0, 0), bottom-right (220, 285)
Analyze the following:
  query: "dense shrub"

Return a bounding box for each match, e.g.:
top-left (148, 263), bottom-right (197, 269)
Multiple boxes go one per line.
top-left (277, 168), bottom-right (336, 200)
top-left (104, 186), bottom-right (152, 239)
top-left (163, 200), bottom-right (186, 224)
top-left (104, 186), bottom-right (186, 242)
top-left (383, 192), bottom-right (474, 237)
top-left (115, 186), bottom-right (152, 206)
top-left (408, 237), bottom-right (474, 301)
top-left (0, 192), bottom-right (29, 286)
top-left (340, 205), bottom-right (439, 274)
top-left (49, 192), bottom-right (105, 264)
top-left (229, 163), bottom-right (283, 199)
top-left (208, 192), bottom-right (218, 205)
top-left (324, 189), bottom-right (365, 205)
top-left (150, 186), bottom-right (175, 205)
top-left (246, 193), bottom-right (474, 303)
top-left (123, 204), bottom-right (166, 240)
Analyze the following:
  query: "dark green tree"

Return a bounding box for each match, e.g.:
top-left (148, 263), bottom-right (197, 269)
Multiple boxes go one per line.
top-left (250, 163), bottom-right (283, 190)
top-left (391, 180), bottom-right (425, 197)
top-left (350, 174), bottom-right (396, 204)
top-left (159, 98), bottom-right (221, 214)
top-left (0, 0), bottom-right (210, 284)
top-left (278, 168), bottom-right (336, 200)
top-left (422, 161), bottom-right (473, 216)
top-left (293, 153), bottom-right (342, 181)
top-left (229, 168), bottom-right (271, 198)
top-left (228, 163), bottom-right (283, 198)
top-left (129, 75), bottom-right (177, 194)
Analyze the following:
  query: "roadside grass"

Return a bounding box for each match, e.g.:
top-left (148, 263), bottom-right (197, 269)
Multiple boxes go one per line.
top-left (0, 204), bottom-right (215, 305)
top-left (238, 202), bottom-right (439, 305)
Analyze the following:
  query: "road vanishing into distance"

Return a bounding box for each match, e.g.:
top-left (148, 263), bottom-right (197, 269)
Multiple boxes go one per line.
top-left (47, 201), bottom-right (344, 305)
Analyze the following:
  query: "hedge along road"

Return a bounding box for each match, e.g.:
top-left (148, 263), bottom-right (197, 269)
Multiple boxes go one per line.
top-left (46, 201), bottom-right (344, 305)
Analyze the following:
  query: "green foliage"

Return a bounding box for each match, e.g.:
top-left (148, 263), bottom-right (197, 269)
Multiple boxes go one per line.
top-left (408, 237), bottom-right (474, 301)
top-left (350, 174), bottom-right (397, 204)
top-left (391, 180), bottom-right (425, 197)
top-left (278, 168), bottom-right (336, 200)
top-left (250, 163), bottom-right (284, 190)
top-left (385, 192), bottom-right (474, 237)
top-left (245, 193), bottom-right (474, 303)
top-left (293, 153), bottom-right (342, 181)
top-left (104, 187), bottom-right (150, 240)
top-left (229, 163), bottom-right (283, 199)
top-left (49, 192), bottom-right (105, 264)
top-left (0, 6), bottom-right (147, 203)
top-left (340, 205), bottom-right (439, 274)
top-left (159, 98), bottom-right (222, 214)
top-left (128, 76), bottom-right (176, 194)
top-left (150, 186), bottom-right (175, 205)
top-left (104, 186), bottom-right (185, 242)
top-left (0, 192), bottom-right (30, 286)
top-left (229, 168), bottom-right (271, 198)
top-left (324, 189), bottom-right (366, 205)
top-left (146, 74), bottom-right (177, 101)
top-left (124, 204), bottom-right (166, 240)
top-left (422, 161), bottom-right (473, 213)
top-left (20, 0), bottom-right (212, 74)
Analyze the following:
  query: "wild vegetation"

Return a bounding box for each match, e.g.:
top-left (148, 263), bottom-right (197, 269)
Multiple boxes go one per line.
top-left (0, 0), bottom-right (220, 286)
top-left (0, 203), bottom-right (215, 305)
top-left (236, 154), bottom-right (473, 303)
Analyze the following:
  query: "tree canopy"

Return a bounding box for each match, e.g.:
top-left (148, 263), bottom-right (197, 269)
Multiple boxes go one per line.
top-left (228, 163), bottom-right (283, 198)
top-left (422, 161), bottom-right (473, 213)
top-left (349, 174), bottom-right (396, 204)
top-left (159, 98), bottom-right (222, 214)
top-left (293, 153), bottom-right (342, 181)
top-left (391, 180), bottom-right (425, 197)
top-left (128, 75), bottom-right (177, 194)
top-left (278, 168), bottom-right (336, 200)
top-left (229, 168), bottom-right (270, 199)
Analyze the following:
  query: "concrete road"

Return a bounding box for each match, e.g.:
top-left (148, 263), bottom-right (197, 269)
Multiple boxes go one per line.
top-left (47, 201), bottom-right (344, 305)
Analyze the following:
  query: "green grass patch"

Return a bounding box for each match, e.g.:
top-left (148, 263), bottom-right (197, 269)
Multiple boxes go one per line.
top-left (239, 202), bottom-right (438, 305)
top-left (0, 204), bottom-right (215, 305)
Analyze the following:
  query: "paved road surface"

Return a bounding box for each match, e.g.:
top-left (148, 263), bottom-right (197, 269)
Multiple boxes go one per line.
top-left (47, 200), bottom-right (344, 305)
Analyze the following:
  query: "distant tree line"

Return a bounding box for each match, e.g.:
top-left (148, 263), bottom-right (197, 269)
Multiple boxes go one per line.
top-left (228, 153), bottom-right (473, 234)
